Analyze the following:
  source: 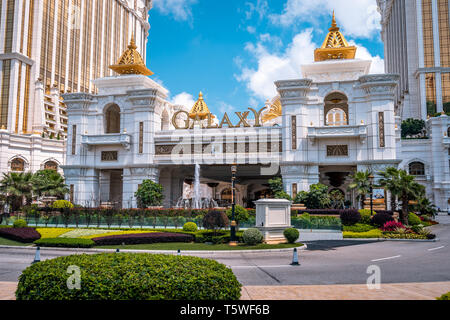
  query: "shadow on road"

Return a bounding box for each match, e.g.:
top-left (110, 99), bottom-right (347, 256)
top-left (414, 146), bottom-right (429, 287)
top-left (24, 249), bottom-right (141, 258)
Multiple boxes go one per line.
top-left (304, 240), bottom-right (382, 251)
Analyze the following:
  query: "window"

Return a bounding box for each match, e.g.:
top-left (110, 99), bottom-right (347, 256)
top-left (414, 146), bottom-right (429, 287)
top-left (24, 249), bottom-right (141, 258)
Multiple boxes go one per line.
top-left (324, 92), bottom-right (349, 126)
top-left (44, 161), bottom-right (58, 171)
top-left (11, 158), bottom-right (25, 172)
top-left (409, 162), bottom-right (425, 176)
top-left (105, 104), bottom-right (120, 134)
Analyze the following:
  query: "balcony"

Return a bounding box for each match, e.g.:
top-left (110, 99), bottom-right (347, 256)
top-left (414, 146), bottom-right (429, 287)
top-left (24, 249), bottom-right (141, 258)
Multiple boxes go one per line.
top-left (81, 133), bottom-right (132, 150)
top-left (308, 125), bottom-right (368, 144)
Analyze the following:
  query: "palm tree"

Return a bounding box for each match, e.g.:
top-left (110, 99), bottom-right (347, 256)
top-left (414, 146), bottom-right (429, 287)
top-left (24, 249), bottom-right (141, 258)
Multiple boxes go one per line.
top-left (348, 170), bottom-right (371, 209)
top-left (397, 170), bottom-right (424, 225)
top-left (32, 170), bottom-right (69, 199)
top-left (379, 167), bottom-right (403, 212)
top-left (0, 172), bottom-right (34, 211)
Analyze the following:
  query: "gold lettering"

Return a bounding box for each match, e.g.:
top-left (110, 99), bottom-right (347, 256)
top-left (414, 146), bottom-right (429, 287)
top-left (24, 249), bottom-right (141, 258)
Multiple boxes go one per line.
top-left (218, 113), bottom-right (235, 128)
top-left (172, 111), bottom-right (190, 130)
top-left (235, 111), bottom-right (250, 127)
top-left (207, 113), bottom-right (218, 129)
top-left (190, 114), bottom-right (204, 129)
top-left (248, 107), bottom-right (267, 127)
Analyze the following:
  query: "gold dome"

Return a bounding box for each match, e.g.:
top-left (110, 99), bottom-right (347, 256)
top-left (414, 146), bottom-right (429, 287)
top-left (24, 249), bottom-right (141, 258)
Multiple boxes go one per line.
top-left (314, 11), bottom-right (357, 62)
top-left (189, 92), bottom-right (212, 120)
top-left (109, 37), bottom-right (154, 76)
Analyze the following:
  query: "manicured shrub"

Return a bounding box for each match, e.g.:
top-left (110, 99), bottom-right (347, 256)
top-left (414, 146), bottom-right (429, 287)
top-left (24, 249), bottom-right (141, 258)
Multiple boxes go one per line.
top-left (34, 238), bottom-right (94, 248)
top-left (359, 209), bottom-right (376, 224)
top-left (16, 253), bottom-right (242, 300)
top-left (437, 293), bottom-right (450, 300)
top-left (194, 231), bottom-right (244, 244)
top-left (242, 228), bottom-right (264, 245)
top-left (13, 219), bottom-right (28, 228)
top-left (92, 232), bottom-right (194, 246)
top-left (408, 212), bottom-right (422, 226)
top-left (343, 223), bottom-right (376, 233)
top-left (182, 222), bottom-right (198, 232)
top-left (283, 228), bottom-right (300, 244)
top-left (0, 227), bottom-right (41, 243)
top-left (226, 205), bottom-right (249, 227)
top-left (343, 229), bottom-right (383, 239)
top-left (202, 210), bottom-right (229, 234)
top-left (135, 180), bottom-right (164, 208)
top-left (371, 212), bottom-right (395, 227)
top-left (296, 209), bottom-right (393, 216)
top-left (52, 200), bottom-right (74, 209)
top-left (382, 221), bottom-right (405, 232)
top-left (340, 210), bottom-right (361, 226)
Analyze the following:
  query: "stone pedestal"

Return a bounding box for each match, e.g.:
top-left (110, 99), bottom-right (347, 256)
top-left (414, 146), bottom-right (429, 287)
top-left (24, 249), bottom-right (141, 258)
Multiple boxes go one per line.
top-left (255, 199), bottom-right (292, 244)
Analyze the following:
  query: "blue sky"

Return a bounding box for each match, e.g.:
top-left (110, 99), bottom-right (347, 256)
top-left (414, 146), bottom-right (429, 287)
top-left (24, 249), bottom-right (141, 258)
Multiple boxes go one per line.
top-left (147, 0), bottom-right (384, 119)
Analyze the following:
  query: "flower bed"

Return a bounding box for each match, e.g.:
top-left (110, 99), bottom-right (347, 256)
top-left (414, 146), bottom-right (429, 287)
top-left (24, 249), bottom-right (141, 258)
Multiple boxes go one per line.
top-left (296, 209), bottom-right (394, 216)
top-left (0, 227), bottom-right (41, 243)
top-left (91, 232), bottom-right (194, 246)
top-left (36, 228), bottom-right (74, 239)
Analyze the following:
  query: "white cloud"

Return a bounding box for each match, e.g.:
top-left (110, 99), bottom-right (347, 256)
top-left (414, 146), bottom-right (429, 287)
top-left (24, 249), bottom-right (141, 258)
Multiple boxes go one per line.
top-left (269, 0), bottom-right (381, 39)
top-left (153, 0), bottom-right (197, 22)
top-left (236, 30), bottom-right (385, 101)
top-left (244, 0), bottom-right (269, 20)
top-left (171, 92), bottom-right (196, 108)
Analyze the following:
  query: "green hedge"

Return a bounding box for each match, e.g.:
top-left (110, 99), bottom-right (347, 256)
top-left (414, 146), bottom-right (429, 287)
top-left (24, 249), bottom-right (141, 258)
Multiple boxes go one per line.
top-left (437, 293), bottom-right (450, 300)
top-left (343, 223), bottom-right (377, 233)
top-left (16, 253), bottom-right (242, 300)
top-left (34, 238), bottom-right (94, 248)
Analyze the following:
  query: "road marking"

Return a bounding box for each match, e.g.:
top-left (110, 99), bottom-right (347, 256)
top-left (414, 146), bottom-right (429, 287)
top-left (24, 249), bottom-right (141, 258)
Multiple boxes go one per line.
top-left (229, 265), bottom-right (292, 269)
top-left (371, 255), bottom-right (401, 262)
top-left (428, 246), bottom-right (445, 251)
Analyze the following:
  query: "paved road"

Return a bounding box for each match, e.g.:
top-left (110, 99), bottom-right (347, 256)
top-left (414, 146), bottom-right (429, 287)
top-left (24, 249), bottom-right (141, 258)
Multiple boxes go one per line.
top-left (1, 222), bottom-right (449, 286)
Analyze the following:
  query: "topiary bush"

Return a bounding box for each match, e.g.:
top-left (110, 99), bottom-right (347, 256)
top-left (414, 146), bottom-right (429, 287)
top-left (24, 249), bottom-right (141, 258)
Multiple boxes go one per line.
top-left (242, 228), bottom-right (264, 245)
top-left (92, 233), bottom-right (194, 246)
top-left (13, 219), bottom-right (28, 228)
top-left (359, 209), bottom-right (376, 225)
top-left (16, 253), bottom-right (242, 300)
top-left (371, 212), bottom-right (395, 227)
top-left (343, 223), bottom-right (376, 233)
top-left (408, 212), bottom-right (422, 226)
top-left (34, 238), bottom-right (94, 248)
top-left (183, 222), bottom-right (198, 232)
top-left (283, 228), bottom-right (300, 244)
top-left (340, 210), bottom-right (361, 226)
top-left (52, 200), bottom-right (74, 209)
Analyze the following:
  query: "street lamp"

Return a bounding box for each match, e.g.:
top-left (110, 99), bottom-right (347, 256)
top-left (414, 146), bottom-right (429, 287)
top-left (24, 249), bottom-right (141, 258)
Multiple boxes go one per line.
top-left (368, 174), bottom-right (375, 214)
top-left (230, 164), bottom-right (238, 246)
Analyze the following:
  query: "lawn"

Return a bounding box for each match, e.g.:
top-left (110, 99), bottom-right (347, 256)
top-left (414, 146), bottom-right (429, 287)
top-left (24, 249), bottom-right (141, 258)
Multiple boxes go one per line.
top-left (0, 236), bottom-right (33, 246)
top-left (96, 242), bottom-right (304, 251)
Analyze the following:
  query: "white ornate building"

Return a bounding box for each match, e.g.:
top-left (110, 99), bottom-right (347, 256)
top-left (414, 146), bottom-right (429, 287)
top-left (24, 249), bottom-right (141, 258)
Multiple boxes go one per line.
top-left (65, 15), bottom-right (438, 210)
top-left (0, 0), bottom-right (152, 176)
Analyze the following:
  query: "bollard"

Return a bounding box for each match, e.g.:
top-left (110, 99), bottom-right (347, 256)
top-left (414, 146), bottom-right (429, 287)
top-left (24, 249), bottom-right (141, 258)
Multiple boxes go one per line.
top-left (116, 249), bottom-right (120, 253)
top-left (177, 249), bottom-right (181, 256)
top-left (32, 246), bottom-right (41, 264)
top-left (291, 248), bottom-right (300, 266)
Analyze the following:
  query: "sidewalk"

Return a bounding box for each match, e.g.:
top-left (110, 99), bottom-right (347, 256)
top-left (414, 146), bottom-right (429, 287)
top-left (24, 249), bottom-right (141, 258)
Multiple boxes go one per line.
top-left (2, 281), bottom-right (449, 300)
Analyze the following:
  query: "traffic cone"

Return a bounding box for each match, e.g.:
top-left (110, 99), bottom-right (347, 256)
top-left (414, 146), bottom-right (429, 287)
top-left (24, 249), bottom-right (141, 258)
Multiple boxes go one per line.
top-left (291, 248), bottom-right (300, 266)
top-left (32, 246), bottom-right (41, 264)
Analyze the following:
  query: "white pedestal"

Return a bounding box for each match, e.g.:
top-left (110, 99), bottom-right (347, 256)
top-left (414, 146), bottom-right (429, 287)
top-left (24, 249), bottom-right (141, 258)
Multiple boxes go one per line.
top-left (255, 199), bottom-right (292, 244)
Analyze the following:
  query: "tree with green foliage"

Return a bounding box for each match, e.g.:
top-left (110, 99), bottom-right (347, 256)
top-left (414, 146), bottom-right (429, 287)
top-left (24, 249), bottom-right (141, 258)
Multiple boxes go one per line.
top-left (135, 180), bottom-right (164, 208)
top-left (0, 172), bottom-right (34, 211)
top-left (32, 170), bottom-right (69, 199)
top-left (379, 167), bottom-right (403, 212)
top-left (268, 177), bottom-right (292, 201)
top-left (348, 170), bottom-right (371, 209)
top-left (294, 183), bottom-right (331, 209)
top-left (396, 170), bottom-right (424, 225)
top-left (401, 118), bottom-right (426, 138)
top-left (226, 205), bottom-right (249, 230)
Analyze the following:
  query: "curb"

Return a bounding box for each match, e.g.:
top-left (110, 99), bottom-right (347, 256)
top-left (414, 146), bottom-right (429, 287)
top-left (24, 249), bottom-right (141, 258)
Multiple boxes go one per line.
top-left (341, 238), bottom-right (440, 242)
top-left (0, 244), bottom-right (307, 255)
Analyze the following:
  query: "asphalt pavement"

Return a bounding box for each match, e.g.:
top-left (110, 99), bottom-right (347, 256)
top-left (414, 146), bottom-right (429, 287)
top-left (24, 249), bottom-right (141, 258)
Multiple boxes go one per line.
top-left (0, 221), bottom-right (449, 286)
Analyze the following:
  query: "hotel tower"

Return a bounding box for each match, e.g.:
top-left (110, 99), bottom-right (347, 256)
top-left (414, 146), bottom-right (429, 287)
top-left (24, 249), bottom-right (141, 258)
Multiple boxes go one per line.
top-left (0, 0), bottom-right (152, 174)
top-left (377, 0), bottom-right (450, 120)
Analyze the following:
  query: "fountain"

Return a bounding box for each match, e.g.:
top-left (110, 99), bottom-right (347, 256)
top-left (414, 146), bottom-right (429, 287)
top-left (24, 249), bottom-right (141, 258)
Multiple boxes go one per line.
top-left (175, 164), bottom-right (219, 209)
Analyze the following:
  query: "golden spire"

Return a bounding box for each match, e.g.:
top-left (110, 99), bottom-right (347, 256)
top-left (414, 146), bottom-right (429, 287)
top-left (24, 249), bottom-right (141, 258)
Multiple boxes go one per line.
top-left (189, 92), bottom-right (211, 120)
top-left (314, 11), bottom-right (357, 62)
top-left (109, 35), bottom-right (154, 76)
